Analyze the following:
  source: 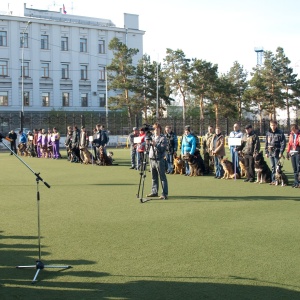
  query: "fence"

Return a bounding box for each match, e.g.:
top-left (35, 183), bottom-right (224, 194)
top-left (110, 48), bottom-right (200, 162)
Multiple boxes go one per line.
top-left (0, 111), bottom-right (299, 136)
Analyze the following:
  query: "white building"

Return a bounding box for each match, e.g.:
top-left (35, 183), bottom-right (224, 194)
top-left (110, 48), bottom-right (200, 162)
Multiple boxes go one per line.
top-left (0, 4), bottom-right (144, 113)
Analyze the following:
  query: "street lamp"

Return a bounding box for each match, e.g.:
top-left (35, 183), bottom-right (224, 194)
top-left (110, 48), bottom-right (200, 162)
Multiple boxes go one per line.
top-left (21, 21), bottom-right (31, 132)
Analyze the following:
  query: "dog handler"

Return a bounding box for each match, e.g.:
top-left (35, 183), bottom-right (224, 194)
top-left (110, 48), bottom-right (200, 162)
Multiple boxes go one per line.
top-left (265, 120), bottom-right (286, 185)
top-left (147, 123), bottom-right (168, 200)
top-left (237, 124), bottom-right (260, 183)
top-left (286, 124), bottom-right (300, 188)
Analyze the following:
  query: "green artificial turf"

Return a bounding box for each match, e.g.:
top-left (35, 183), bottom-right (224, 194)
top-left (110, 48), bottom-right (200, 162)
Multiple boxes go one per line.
top-left (0, 149), bottom-right (299, 300)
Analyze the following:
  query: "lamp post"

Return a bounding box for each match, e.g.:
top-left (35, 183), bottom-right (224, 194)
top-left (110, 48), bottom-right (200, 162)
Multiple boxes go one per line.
top-left (21, 21), bottom-right (31, 132)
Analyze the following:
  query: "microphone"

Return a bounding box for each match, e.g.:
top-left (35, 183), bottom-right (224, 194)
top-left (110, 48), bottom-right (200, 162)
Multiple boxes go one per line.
top-left (0, 132), bottom-right (12, 142)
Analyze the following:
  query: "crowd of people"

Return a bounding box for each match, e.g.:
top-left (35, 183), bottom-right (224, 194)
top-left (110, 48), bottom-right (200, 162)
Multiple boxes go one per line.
top-left (128, 120), bottom-right (300, 188)
top-left (6, 124), bottom-right (109, 164)
top-left (5, 120), bottom-right (300, 191)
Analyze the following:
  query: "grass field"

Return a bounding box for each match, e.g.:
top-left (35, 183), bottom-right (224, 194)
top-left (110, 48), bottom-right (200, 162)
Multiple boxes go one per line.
top-left (0, 149), bottom-right (300, 300)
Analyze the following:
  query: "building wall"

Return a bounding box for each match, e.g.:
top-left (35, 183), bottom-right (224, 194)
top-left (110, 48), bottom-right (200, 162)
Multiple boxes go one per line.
top-left (0, 6), bottom-right (144, 113)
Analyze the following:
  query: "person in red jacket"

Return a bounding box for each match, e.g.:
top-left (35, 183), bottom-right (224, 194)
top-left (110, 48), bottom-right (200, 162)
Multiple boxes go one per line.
top-left (286, 124), bottom-right (300, 188)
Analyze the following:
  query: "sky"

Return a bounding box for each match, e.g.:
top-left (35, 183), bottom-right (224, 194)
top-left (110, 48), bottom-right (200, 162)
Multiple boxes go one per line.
top-left (1, 0), bottom-right (300, 75)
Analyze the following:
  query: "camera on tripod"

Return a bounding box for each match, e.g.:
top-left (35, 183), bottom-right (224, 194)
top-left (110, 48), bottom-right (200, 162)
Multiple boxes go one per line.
top-left (142, 124), bottom-right (154, 142)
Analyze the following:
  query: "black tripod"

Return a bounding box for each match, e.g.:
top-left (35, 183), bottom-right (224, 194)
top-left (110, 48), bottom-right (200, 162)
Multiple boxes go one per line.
top-left (0, 137), bottom-right (71, 283)
top-left (136, 142), bottom-right (164, 203)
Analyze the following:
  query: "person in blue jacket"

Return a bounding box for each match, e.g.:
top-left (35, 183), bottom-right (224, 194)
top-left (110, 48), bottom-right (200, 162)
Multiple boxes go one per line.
top-left (181, 126), bottom-right (196, 176)
top-left (19, 130), bottom-right (27, 144)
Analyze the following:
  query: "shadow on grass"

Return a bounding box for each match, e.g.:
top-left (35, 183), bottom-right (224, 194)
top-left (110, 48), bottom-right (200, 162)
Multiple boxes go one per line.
top-left (159, 195), bottom-right (300, 202)
top-left (1, 273), bottom-right (300, 300)
top-left (1, 233), bottom-right (300, 299)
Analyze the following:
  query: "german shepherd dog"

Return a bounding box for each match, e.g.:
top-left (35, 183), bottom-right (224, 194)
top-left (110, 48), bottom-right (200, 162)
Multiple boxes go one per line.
top-left (274, 161), bottom-right (289, 186)
top-left (220, 158), bottom-right (240, 179)
top-left (183, 149), bottom-right (205, 176)
top-left (173, 154), bottom-right (185, 175)
top-left (254, 151), bottom-right (272, 183)
top-left (17, 143), bottom-right (29, 156)
top-left (80, 147), bottom-right (93, 164)
top-left (238, 153), bottom-right (247, 178)
top-left (98, 146), bottom-right (113, 166)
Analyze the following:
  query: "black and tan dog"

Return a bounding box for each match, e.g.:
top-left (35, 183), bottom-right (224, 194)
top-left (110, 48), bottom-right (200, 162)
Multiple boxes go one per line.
top-left (183, 149), bottom-right (205, 177)
top-left (220, 158), bottom-right (240, 179)
top-left (254, 151), bottom-right (272, 184)
top-left (17, 143), bottom-right (29, 156)
top-left (173, 153), bottom-right (185, 175)
top-left (98, 146), bottom-right (113, 166)
top-left (238, 153), bottom-right (247, 178)
top-left (274, 161), bottom-right (289, 186)
top-left (80, 147), bottom-right (93, 164)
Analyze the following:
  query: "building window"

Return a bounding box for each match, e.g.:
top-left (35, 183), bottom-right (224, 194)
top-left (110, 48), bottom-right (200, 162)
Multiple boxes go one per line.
top-left (99, 93), bottom-right (106, 107)
top-left (0, 60), bottom-right (8, 76)
top-left (61, 37), bottom-right (68, 51)
top-left (80, 38), bottom-right (87, 52)
top-left (41, 63), bottom-right (49, 78)
top-left (21, 61), bottom-right (30, 77)
top-left (23, 91), bottom-right (30, 106)
top-left (99, 66), bottom-right (105, 81)
top-left (98, 40), bottom-right (105, 54)
top-left (80, 65), bottom-right (88, 80)
top-left (0, 91), bottom-right (8, 106)
top-left (62, 92), bottom-right (69, 107)
top-left (81, 93), bottom-right (88, 107)
top-left (61, 64), bottom-right (69, 79)
top-left (42, 92), bottom-right (50, 107)
top-left (20, 33), bottom-right (28, 48)
top-left (41, 35), bottom-right (49, 49)
top-left (0, 31), bottom-right (7, 46)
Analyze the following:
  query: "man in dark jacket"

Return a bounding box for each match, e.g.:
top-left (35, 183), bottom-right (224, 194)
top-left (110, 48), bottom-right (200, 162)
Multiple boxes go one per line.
top-left (164, 125), bottom-right (178, 174)
top-left (237, 124), bottom-right (260, 182)
top-left (8, 130), bottom-right (17, 154)
top-left (71, 125), bottom-right (81, 162)
top-left (265, 120), bottom-right (286, 184)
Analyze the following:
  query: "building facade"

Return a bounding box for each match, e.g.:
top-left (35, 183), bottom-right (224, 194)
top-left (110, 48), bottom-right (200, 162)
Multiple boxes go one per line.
top-left (0, 4), bottom-right (144, 113)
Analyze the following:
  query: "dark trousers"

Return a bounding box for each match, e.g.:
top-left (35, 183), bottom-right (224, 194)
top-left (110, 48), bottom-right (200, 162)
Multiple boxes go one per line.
top-left (244, 154), bottom-right (255, 180)
top-left (290, 154), bottom-right (300, 184)
top-left (10, 141), bottom-right (17, 154)
top-left (269, 154), bottom-right (280, 182)
top-left (150, 159), bottom-right (168, 196)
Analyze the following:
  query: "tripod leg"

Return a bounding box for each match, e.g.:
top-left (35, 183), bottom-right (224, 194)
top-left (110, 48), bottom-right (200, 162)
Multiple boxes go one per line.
top-left (136, 152), bottom-right (148, 200)
top-left (32, 268), bottom-right (41, 284)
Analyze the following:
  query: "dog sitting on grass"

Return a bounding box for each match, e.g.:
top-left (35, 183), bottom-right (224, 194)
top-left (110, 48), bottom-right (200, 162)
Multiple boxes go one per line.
top-left (17, 143), bottom-right (29, 156)
top-left (254, 151), bottom-right (272, 184)
top-left (220, 158), bottom-right (240, 179)
top-left (274, 162), bottom-right (289, 186)
top-left (173, 154), bottom-right (185, 175)
top-left (98, 146), bottom-right (113, 166)
top-left (182, 149), bottom-right (205, 177)
top-left (80, 147), bottom-right (93, 164)
top-left (238, 153), bottom-right (247, 178)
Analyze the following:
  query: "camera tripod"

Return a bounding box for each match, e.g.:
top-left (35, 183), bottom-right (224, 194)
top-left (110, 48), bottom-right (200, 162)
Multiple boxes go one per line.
top-left (0, 137), bottom-right (71, 283)
top-left (136, 142), bottom-right (164, 203)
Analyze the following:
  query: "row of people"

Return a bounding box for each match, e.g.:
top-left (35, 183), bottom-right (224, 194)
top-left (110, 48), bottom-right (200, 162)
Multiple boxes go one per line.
top-left (8, 128), bottom-right (61, 158)
top-left (65, 124), bottom-right (109, 163)
top-left (129, 121), bottom-right (300, 188)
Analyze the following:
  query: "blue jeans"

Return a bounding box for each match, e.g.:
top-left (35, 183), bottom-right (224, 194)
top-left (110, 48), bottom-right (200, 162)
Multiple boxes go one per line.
top-left (150, 159), bottom-right (168, 196)
top-left (230, 147), bottom-right (240, 174)
top-left (290, 153), bottom-right (300, 184)
top-left (214, 156), bottom-right (223, 177)
top-left (166, 153), bottom-right (174, 173)
top-left (269, 154), bottom-right (280, 182)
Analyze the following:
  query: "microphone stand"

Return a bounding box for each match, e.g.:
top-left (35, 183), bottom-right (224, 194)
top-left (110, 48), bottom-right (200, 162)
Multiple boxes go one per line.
top-left (0, 137), bottom-right (71, 284)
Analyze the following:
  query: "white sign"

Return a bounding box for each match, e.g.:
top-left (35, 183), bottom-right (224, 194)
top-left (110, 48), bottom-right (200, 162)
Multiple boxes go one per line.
top-left (228, 137), bottom-right (242, 146)
top-left (134, 137), bottom-right (141, 144)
